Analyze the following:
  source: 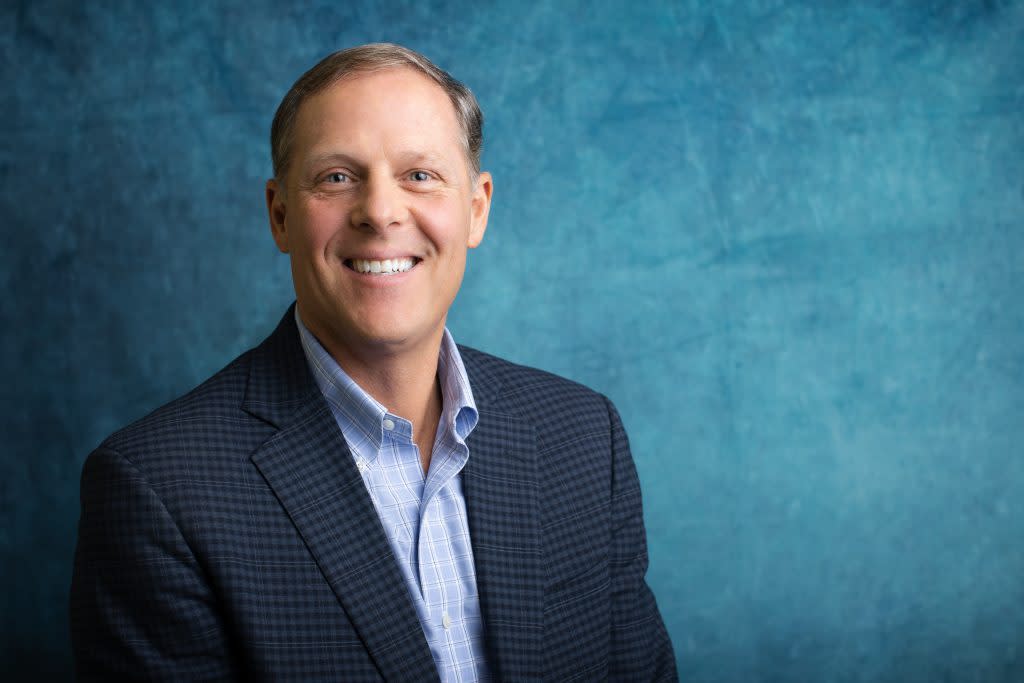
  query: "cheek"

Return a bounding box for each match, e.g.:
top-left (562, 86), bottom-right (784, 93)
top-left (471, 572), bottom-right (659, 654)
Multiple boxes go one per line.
top-left (295, 203), bottom-right (347, 254)
top-left (419, 203), bottom-right (474, 252)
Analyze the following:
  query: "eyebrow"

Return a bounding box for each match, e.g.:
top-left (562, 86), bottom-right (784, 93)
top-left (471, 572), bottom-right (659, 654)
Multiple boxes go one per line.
top-left (394, 151), bottom-right (450, 167)
top-left (303, 152), bottom-right (360, 172)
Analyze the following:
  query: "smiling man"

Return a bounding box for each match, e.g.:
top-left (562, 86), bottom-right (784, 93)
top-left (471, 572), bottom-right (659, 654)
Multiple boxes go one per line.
top-left (71, 44), bottom-right (676, 682)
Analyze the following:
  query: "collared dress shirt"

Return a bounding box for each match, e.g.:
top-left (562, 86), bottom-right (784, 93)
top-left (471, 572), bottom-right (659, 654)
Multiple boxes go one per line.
top-left (295, 311), bottom-right (489, 682)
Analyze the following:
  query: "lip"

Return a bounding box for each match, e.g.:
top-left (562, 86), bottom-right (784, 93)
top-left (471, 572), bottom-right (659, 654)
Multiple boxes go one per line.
top-left (344, 253), bottom-right (421, 262)
top-left (341, 255), bottom-right (422, 283)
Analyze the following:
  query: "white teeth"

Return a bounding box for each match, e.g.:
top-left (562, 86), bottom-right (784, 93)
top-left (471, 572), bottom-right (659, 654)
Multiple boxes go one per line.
top-left (351, 258), bottom-right (415, 274)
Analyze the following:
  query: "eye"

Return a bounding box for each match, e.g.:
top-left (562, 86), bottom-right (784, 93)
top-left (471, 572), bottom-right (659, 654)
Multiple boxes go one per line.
top-left (409, 170), bottom-right (432, 182)
top-left (324, 171), bottom-right (351, 184)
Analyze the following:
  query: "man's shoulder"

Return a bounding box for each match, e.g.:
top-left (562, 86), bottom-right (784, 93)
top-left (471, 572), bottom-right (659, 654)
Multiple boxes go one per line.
top-left (97, 347), bottom-right (262, 461)
top-left (457, 344), bottom-right (614, 428)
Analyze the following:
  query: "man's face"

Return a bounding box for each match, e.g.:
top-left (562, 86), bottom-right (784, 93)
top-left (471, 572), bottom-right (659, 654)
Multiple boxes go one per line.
top-left (266, 67), bottom-right (492, 362)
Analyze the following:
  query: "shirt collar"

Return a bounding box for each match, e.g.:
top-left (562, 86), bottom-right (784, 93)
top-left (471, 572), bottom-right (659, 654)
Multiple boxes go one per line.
top-left (294, 308), bottom-right (478, 451)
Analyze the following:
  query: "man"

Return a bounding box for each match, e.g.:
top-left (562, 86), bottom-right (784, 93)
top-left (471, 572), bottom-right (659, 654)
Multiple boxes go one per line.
top-left (71, 43), bottom-right (676, 681)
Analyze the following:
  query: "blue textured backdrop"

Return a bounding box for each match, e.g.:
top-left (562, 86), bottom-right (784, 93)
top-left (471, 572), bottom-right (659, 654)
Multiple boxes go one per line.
top-left (3, 1), bottom-right (1023, 680)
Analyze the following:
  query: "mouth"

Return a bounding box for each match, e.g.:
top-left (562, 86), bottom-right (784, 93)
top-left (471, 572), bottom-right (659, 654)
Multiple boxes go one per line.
top-left (344, 257), bottom-right (420, 275)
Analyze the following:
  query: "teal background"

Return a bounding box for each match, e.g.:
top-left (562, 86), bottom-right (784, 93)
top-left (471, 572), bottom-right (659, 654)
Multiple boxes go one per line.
top-left (3, 1), bottom-right (1023, 680)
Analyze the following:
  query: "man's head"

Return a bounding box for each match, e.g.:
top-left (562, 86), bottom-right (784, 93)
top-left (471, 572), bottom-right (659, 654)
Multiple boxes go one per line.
top-left (265, 44), bottom-right (493, 366)
top-left (270, 43), bottom-right (484, 182)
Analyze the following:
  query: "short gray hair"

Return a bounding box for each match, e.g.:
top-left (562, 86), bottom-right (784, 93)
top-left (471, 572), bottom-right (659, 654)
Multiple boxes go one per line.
top-left (270, 43), bottom-right (484, 180)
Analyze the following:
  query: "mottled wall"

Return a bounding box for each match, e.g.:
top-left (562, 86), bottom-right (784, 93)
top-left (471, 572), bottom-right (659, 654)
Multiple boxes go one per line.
top-left (3, 1), bottom-right (1023, 680)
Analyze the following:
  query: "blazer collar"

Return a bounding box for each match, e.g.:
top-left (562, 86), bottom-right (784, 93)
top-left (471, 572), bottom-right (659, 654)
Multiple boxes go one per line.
top-left (242, 307), bottom-right (545, 681)
top-left (460, 349), bottom-right (545, 681)
top-left (240, 304), bottom-right (320, 428)
top-left (242, 306), bottom-right (440, 682)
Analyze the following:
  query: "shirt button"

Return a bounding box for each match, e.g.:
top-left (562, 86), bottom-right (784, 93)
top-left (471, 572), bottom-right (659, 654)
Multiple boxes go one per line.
top-left (442, 612), bottom-right (452, 630)
top-left (356, 460), bottom-right (369, 474)
top-left (382, 418), bottom-right (395, 431)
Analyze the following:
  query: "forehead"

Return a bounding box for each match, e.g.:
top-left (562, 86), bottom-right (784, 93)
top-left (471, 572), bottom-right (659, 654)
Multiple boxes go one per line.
top-left (290, 67), bottom-right (463, 164)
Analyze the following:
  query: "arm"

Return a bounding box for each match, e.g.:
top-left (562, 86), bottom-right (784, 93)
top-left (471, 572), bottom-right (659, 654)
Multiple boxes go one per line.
top-left (69, 447), bottom-right (236, 681)
top-left (604, 397), bottom-right (679, 682)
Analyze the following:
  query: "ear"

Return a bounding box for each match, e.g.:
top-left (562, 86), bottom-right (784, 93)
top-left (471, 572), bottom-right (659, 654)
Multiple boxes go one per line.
top-left (467, 171), bottom-right (492, 249)
top-left (266, 178), bottom-right (289, 253)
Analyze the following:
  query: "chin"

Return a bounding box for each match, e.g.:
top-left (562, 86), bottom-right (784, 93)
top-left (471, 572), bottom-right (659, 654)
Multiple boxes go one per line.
top-left (340, 317), bottom-right (431, 352)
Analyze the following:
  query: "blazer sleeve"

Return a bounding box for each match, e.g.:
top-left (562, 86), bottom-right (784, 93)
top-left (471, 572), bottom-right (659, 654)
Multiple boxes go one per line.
top-left (604, 397), bottom-right (679, 681)
top-left (69, 447), bottom-right (236, 681)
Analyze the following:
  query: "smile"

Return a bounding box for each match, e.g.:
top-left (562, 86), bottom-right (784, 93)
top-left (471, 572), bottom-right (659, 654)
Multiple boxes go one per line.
top-left (345, 257), bottom-right (418, 275)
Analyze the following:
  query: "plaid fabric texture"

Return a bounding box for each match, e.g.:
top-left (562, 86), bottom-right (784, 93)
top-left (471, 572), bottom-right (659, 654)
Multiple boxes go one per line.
top-left (70, 306), bottom-right (677, 681)
top-left (295, 311), bottom-right (489, 682)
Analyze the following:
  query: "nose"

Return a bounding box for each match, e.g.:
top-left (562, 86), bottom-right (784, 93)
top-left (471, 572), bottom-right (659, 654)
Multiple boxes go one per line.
top-left (349, 175), bottom-right (408, 233)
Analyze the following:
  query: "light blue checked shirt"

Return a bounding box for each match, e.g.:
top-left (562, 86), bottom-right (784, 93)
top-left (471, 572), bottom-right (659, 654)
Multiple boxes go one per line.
top-left (295, 311), bottom-right (489, 682)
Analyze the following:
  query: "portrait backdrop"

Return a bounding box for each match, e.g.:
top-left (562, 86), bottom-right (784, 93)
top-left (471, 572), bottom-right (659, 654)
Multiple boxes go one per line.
top-left (3, 1), bottom-right (1023, 680)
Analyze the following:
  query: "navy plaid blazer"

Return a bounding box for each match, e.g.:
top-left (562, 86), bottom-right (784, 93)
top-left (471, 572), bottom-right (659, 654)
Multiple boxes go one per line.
top-left (71, 307), bottom-right (677, 681)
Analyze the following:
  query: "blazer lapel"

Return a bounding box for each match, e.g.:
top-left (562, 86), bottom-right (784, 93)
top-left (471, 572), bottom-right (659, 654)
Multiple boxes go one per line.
top-left (243, 308), bottom-right (439, 682)
top-left (462, 353), bottom-right (544, 681)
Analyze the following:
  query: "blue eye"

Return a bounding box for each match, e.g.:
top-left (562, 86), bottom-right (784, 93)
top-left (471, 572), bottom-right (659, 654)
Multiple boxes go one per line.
top-left (325, 172), bottom-right (350, 183)
top-left (410, 171), bottom-right (431, 182)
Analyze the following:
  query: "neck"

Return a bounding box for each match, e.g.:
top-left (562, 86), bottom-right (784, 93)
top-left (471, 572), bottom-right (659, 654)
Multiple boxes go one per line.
top-left (305, 318), bottom-right (446, 472)
top-left (344, 344), bottom-right (443, 438)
